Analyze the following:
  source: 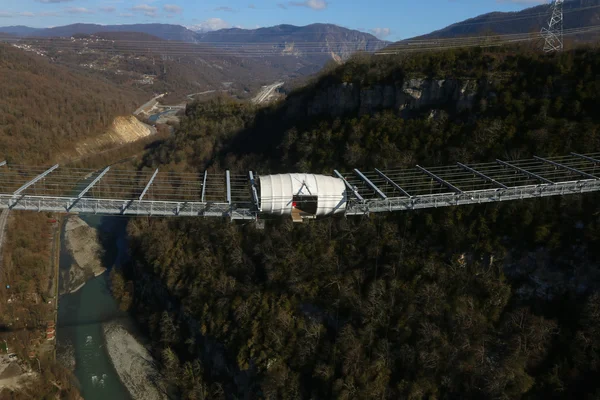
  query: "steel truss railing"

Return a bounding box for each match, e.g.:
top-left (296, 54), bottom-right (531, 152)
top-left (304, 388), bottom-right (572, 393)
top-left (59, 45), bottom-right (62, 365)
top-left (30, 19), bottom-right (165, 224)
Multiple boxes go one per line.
top-left (0, 194), bottom-right (257, 220)
top-left (345, 179), bottom-right (600, 215)
top-left (2, 153), bottom-right (600, 219)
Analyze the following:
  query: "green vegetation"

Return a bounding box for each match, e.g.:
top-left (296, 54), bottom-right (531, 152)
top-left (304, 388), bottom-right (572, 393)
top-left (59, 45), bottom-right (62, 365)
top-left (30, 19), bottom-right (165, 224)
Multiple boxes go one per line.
top-left (121, 46), bottom-right (600, 399)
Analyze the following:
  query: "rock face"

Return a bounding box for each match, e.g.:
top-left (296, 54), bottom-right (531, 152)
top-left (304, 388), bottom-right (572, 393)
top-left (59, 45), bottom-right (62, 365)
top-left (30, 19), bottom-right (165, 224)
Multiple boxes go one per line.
top-left (286, 78), bottom-right (480, 118)
top-left (61, 216), bottom-right (106, 294)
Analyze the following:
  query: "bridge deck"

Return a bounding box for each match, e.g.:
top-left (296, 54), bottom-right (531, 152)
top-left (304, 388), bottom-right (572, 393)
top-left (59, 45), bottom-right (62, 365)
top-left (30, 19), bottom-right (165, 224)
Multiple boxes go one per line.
top-left (1, 153), bottom-right (600, 219)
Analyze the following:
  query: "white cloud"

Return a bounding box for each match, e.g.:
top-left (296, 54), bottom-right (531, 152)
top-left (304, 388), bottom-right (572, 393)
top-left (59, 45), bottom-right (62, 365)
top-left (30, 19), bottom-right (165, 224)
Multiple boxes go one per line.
top-left (289, 0), bottom-right (328, 10)
top-left (66, 7), bottom-right (95, 14)
top-left (370, 27), bottom-right (391, 38)
top-left (214, 6), bottom-right (235, 12)
top-left (131, 4), bottom-right (158, 17)
top-left (188, 18), bottom-right (230, 32)
top-left (39, 11), bottom-right (60, 16)
top-left (100, 6), bottom-right (116, 13)
top-left (36, 0), bottom-right (74, 3)
top-left (119, 13), bottom-right (134, 17)
top-left (0, 12), bottom-right (12, 17)
top-left (163, 4), bottom-right (182, 13)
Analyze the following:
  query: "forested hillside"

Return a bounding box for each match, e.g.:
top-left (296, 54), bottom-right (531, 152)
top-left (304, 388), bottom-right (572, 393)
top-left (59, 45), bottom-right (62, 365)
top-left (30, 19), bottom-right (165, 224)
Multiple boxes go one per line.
top-left (120, 46), bottom-right (600, 399)
top-left (0, 44), bottom-right (143, 163)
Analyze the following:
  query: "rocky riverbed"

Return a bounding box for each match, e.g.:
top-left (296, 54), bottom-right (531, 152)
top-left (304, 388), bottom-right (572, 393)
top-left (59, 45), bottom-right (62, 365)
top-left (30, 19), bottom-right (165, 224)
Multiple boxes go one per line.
top-left (103, 322), bottom-right (166, 400)
top-left (61, 216), bottom-right (107, 294)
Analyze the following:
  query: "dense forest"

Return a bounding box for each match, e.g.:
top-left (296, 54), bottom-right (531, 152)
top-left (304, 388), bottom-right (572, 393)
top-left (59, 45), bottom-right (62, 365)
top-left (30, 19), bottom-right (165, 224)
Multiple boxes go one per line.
top-left (0, 43), bottom-right (143, 163)
top-left (114, 46), bottom-right (600, 399)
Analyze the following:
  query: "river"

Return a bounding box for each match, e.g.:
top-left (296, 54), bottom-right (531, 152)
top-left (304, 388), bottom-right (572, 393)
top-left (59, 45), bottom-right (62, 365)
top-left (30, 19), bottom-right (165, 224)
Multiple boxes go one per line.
top-left (56, 216), bottom-right (133, 400)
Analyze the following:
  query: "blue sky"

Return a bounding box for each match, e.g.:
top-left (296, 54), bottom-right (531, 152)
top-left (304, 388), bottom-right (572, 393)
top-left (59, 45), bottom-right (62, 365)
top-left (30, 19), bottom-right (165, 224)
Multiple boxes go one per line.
top-left (0, 0), bottom-right (548, 40)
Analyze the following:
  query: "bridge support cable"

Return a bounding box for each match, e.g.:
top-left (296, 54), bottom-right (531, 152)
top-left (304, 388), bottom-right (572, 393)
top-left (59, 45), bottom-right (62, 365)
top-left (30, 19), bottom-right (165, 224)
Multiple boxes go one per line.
top-left (0, 161), bottom-right (6, 167)
top-left (457, 162), bottom-right (508, 189)
top-left (249, 171), bottom-right (260, 209)
top-left (226, 170), bottom-right (231, 205)
top-left (68, 167), bottom-right (111, 210)
top-left (139, 168), bottom-right (159, 201)
top-left (13, 164), bottom-right (59, 196)
top-left (201, 171), bottom-right (207, 203)
top-left (533, 156), bottom-right (598, 180)
top-left (374, 169), bottom-right (411, 198)
top-left (496, 159), bottom-right (554, 184)
top-left (354, 169), bottom-right (387, 199)
top-left (416, 165), bottom-right (463, 193)
top-left (334, 170), bottom-right (364, 201)
top-left (571, 153), bottom-right (600, 165)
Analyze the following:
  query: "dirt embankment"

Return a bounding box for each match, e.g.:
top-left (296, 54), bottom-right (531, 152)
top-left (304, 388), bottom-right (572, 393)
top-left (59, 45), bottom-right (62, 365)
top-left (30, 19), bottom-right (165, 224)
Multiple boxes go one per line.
top-left (74, 116), bottom-right (155, 156)
top-left (103, 322), bottom-right (166, 400)
top-left (61, 216), bottom-right (106, 294)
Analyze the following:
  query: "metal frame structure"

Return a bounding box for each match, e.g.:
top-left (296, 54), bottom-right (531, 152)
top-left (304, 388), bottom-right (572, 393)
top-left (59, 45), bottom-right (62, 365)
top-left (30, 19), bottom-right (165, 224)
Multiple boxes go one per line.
top-left (417, 165), bottom-right (463, 193)
top-left (496, 159), bottom-right (554, 184)
top-left (375, 168), bottom-right (411, 198)
top-left (69, 166), bottom-right (110, 210)
top-left (2, 153), bottom-right (600, 219)
top-left (541, 0), bottom-right (564, 53)
top-left (533, 156), bottom-right (598, 180)
top-left (249, 171), bottom-right (260, 209)
top-left (139, 168), bottom-right (159, 201)
top-left (334, 170), bottom-right (364, 201)
top-left (572, 153), bottom-right (600, 164)
top-left (226, 170), bottom-right (232, 205)
top-left (354, 169), bottom-right (387, 199)
top-left (457, 162), bottom-right (508, 189)
top-left (13, 164), bottom-right (59, 196)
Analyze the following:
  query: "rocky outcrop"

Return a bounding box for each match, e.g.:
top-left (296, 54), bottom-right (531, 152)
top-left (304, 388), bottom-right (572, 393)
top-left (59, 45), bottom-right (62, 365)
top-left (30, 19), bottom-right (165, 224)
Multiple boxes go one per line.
top-left (286, 78), bottom-right (481, 118)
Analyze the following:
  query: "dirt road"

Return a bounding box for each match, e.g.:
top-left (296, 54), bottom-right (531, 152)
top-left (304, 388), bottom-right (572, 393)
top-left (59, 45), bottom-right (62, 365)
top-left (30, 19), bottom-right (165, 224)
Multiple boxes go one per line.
top-left (0, 209), bottom-right (9, 277)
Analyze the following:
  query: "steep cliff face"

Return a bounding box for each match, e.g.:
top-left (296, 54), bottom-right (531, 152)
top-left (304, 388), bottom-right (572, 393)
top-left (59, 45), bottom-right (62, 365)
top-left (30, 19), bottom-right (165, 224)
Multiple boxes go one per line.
top-left (285, 77), bottom-right (481, 118)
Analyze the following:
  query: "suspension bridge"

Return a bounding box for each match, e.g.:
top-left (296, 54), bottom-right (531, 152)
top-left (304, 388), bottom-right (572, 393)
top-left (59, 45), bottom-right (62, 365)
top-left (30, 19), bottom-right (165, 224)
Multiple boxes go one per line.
top-left (1, 153), bottom-right (600, 221)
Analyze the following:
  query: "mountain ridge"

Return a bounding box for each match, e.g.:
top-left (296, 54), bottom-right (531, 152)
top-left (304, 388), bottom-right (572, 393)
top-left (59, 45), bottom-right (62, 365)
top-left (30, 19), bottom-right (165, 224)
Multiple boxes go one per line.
top-left (407, 0), bottom-right (600, 41)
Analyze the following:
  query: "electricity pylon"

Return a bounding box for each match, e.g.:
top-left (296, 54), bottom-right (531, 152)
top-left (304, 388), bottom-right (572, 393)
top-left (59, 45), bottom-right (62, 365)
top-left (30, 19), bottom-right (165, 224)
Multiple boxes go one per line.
top-left (541, 0), bottom-right (564, 52)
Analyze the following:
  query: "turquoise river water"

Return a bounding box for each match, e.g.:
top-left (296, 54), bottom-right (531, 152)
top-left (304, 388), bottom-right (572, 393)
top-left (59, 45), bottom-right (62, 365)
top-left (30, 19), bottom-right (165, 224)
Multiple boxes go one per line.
top-left (56, 216), bottom-right (133, 400)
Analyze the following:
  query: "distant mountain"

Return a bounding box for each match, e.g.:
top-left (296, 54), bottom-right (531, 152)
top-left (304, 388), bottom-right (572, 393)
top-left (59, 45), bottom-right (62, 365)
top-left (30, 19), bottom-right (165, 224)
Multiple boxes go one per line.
top-left (0, 25), bottom-right (42, 36)
top-left (0, 23), bottom-right (198, 42)
top-left (195, 23), bottom-right (389, 63)
top-left (411, 0), bottom-right (600, 40)
top-left (0, 22), bottom-right (389, 78)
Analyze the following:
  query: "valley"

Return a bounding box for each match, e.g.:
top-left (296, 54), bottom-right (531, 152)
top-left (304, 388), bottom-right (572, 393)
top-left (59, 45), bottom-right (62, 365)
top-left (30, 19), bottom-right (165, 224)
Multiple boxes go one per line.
top-left (1, 1), bottom-right (600, 398)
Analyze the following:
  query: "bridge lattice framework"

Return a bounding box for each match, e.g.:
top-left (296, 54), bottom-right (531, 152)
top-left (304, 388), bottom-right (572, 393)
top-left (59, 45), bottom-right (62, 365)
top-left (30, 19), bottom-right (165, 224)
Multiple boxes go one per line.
top-left (1, 153), bottom-right (600, 219)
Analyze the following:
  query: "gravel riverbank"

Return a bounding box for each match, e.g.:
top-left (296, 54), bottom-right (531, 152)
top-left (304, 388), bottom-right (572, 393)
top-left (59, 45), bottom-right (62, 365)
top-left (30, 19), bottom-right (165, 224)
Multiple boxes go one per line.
top-left (62, 216), bottom-right (107, 294)
top-left (102, 322), bottom-right (166, 400)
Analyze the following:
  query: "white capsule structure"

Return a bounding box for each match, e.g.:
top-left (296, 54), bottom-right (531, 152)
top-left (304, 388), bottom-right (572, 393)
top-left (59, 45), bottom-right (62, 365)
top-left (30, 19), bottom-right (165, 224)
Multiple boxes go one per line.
top-left (259, 174), bottom-right (347, 219)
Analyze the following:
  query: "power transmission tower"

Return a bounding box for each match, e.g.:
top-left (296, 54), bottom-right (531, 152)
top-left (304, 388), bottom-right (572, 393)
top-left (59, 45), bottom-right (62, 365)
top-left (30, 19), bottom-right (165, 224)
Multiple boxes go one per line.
top-left (541, 0), bottom-right (564, 52)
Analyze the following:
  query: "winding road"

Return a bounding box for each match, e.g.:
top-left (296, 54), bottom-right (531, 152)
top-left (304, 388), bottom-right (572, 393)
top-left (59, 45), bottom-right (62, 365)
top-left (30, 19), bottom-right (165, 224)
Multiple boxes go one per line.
top-left (252, 82), bottom-right (284, 104)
